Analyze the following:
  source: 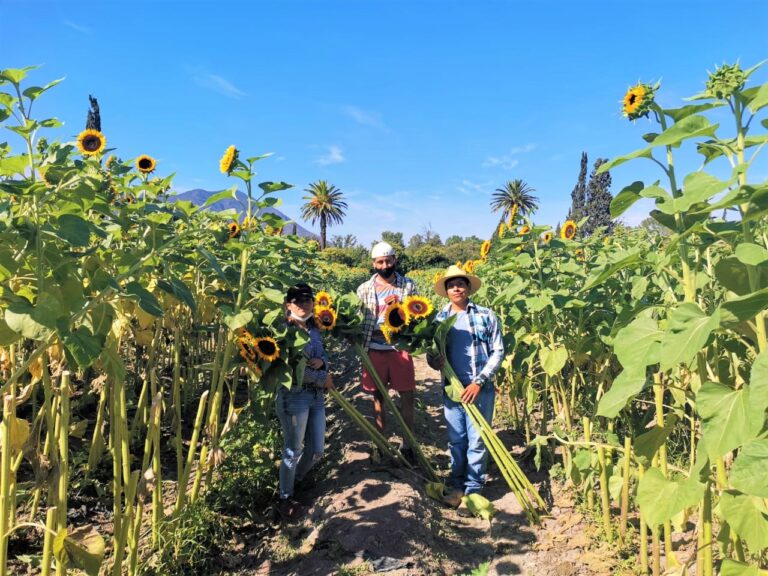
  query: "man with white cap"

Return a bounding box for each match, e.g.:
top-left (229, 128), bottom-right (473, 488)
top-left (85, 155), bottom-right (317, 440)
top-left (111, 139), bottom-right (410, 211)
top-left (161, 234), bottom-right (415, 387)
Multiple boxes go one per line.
top-left (356, 241), bottom-right (419, 463)
top-left (428, 264), bottom-right (504, 512)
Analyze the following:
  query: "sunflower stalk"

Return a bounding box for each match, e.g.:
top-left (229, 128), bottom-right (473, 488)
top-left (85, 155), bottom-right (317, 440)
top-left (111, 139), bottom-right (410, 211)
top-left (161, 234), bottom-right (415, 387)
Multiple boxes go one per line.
top-left (353, 343), bottom-right (437, 481)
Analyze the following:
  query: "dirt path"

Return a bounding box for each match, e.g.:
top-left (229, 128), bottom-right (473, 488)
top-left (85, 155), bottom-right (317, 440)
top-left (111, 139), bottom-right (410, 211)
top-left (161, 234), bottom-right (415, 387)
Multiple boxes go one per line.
top-left (227, 352), bottom-right (622, 576)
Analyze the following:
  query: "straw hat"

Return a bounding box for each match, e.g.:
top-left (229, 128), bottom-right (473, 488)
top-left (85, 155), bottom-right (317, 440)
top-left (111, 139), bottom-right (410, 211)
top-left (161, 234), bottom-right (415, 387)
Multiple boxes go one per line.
top-left (433, 265), bottom-right (482, 297)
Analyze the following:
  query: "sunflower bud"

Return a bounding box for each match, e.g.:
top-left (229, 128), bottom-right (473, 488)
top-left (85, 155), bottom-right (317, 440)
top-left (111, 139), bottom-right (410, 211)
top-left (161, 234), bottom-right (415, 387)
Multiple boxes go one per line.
top-left (622, 82), bottom-right (657, 121)
top-left (705, 62), bottom-right (746, 100)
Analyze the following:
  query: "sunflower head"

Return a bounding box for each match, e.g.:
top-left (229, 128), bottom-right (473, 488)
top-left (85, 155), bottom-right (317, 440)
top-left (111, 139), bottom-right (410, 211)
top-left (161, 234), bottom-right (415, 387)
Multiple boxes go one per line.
top-left (463, 260), bottom-right (475, 274)
top-left (480, 240), bottom-right (491, 259)
top-left (518, 225), bottom-right (531, 235)
top-left (383, 302), bottom-right (409, 333)
top-left (236, 336), bottom-right (258, 363)
top-left (220, 145), bottom-right (239, 175)
top-left (542, 231), bottom-right (553, 243)
top-left (76, 129), bottom-right (106, 156)
top-left (241, 216), bottom-right (254, 230)
top-left (315, 291), bottom-right (333, 307)
top-left (228, 221), bottom-right (241, 239)
top-left (432, 271), bottom-right (444, 285)
top-left (404, 295), bottom-right (434, 320)
top-left (705, 63), bottom-right (746, 100)
top-left (561, 220), bottom-right (577, 240)
top-left (622, 82), bottom-right (656, 121)
top-left (136, 155), bottom-right (157, 174)
top-left (254, 336), bottom-right (280, 362)
top-left (315, 306), bottom-right (337, 331)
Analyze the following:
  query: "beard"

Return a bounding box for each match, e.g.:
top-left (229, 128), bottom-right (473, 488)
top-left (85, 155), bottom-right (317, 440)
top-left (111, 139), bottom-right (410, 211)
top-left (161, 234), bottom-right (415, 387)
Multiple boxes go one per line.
top-left (377, 266), bottom-right (395, 279)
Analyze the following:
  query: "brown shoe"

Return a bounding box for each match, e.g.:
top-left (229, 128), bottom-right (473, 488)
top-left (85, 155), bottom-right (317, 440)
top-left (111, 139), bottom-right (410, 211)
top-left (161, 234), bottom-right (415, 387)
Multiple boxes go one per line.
top-left (444, 489), bottom-right (463, 507)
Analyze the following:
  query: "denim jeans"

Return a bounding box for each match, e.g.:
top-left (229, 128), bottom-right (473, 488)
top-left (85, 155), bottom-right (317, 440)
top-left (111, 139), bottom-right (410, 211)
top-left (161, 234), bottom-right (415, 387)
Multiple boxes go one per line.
top-left (275, 385), bottom-right (326, 500)
top-left (443, 385), bottom-right (495, 495)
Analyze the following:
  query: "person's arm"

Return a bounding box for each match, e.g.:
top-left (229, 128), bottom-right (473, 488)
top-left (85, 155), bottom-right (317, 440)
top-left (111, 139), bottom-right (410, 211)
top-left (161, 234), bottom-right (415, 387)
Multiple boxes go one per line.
top-left (475, 311), bottom-right (505, 387)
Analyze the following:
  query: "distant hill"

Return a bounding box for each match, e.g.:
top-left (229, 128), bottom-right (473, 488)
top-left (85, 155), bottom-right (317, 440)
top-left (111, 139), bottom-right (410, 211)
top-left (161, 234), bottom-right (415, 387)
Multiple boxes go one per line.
top-left (173, 188), bottom-right (318, 239)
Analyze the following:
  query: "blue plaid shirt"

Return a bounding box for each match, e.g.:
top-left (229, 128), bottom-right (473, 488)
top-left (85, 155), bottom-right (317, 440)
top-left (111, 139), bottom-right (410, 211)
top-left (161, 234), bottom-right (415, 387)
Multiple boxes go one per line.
top-left (435, 300), bottom-right (505, 388)
top-left (301, 322), bottom-right (330, 387)
top-left (356, 272), bottom-right (418, 350)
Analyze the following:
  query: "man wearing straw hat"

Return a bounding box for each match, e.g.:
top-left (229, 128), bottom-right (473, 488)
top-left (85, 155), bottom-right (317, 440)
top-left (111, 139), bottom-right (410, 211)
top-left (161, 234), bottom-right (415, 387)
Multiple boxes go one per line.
top-left (428, 264), bottom-right (504, 511)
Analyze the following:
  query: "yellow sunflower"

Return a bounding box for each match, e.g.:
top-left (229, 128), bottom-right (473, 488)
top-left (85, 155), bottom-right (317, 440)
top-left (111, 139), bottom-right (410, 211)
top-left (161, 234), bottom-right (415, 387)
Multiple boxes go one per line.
top-left (561, 220), bottom-right (577, 240)
top-left (383, 302), bottom-right (409, 333)
top-left (254, 336), bottom-right (280, 362)
top-left (236, 337), bottom-right (257, 363)
top-left (480, 240), bottom-right (491, 259)
top-left (136, 155), bottom-right (156, 174)
top-left (228, 221), bottom-right (241, 239)
top-left (104, 155), bottom-right (116, 168)
top-left (463, 260), bottom-right (475, 274)
top-left (622, 82), bottom-right (656, 120)
top-left (404, 295), bottom-right (434, 320)
top-left (315, 291), bottom-right (333, 307)
top-left (315, 306), bottom-right (337, 331)
top-left (432, 271), bottom-right (444, 285)
top-left (76, 129), bottom-right (106, 156)
top-left (381, 325), bottom-right (393, 344)
top-left (542, 231), bottom-right (553, 243)
top-left (518, 225), bottom-right (530, 235)
top-left (219, 145), bottom-right (238, 174)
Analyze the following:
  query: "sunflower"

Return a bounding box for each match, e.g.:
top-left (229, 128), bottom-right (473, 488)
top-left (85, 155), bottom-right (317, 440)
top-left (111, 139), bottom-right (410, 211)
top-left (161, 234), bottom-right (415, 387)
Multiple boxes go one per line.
top-left (498, 223), bottom-right (506, 238)
top-left (228, 221), bottom-right (241, 239)
top-left (480, 240), bottom-right (491, 259)
top-left (518, 225), bottom-right (531, 235)
top-left (315, 306), bottom-right (337, 331)
top-left (404, 295), bottom-right (433, 320)
top-left (104, 155), bottom-right (116, 168)
top-left (622, 82), bottom-right (656, 121)
top-left (219, 145), bottom-right (238, 174)
top-left (432, 271), bottom-right (444, 285)
top-left (315, 291), bottom-right (333, 307)
top-left (381, 325), bottom-right (393, 345)
top-left (463, 260), bottom-right (475, 274)
top-left (236, 337), bottom-right (257, 363)
top-left (76, 129), bottom-right (106, 156)
top-left (136, 155), bottom-right (156, 174)
top-left (541, 231), bottom-right (553, 243)
top-left (125, 194), bottom-right (135, 204)
top-left (254, 336), bottom-right (280, 362)
top-left (507, 204), bottom-right (518, 227)
top-left (241, 216), bottom-right (254, 229)
top-left (383, 302), bottom-right (409, 333)
top-left (561, 220), bottom-right (577, 240)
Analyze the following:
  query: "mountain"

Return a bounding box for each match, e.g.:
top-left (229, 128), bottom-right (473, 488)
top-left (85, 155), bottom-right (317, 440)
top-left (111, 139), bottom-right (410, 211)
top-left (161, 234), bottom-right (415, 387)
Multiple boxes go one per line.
top-left (172, 188), bottom-right (318, 239)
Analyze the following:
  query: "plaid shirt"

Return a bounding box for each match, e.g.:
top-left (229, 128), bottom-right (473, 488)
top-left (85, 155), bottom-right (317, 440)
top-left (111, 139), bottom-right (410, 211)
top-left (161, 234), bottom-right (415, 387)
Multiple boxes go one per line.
top-left (435, 300), bottom-right (505, 388)
top-left (356, 272), bottom-right (418, 350)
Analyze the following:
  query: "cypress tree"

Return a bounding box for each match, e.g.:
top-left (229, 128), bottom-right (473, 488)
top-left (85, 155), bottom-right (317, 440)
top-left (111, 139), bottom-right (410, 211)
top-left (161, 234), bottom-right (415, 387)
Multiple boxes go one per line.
top-left (567, 152), bottom-right (588, 225)
top-left (583, 158), bottom-right (614, 236)
top-left (85, 95), bottom-right (101, 131)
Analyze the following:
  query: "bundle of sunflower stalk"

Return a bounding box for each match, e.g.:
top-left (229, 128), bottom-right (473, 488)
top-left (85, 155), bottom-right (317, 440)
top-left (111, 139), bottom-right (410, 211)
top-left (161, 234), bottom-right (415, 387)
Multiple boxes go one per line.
top-left (380, 298), bottom-right (546, 524)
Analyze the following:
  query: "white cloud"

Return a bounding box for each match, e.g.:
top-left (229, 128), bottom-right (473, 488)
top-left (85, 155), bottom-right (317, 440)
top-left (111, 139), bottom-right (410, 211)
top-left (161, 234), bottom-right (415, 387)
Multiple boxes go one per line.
top-left (482, 144), bottom-right (537, 169)
top-left (457, 179), bottom-right (493, 195)
top-left (63, 20), bottom-right (91, 34)
top-left (343, 105), bottom-right (389, 131)
top-left (315, 145), bottom-right (345, 166)
top-left (187, 67), bottom-right (245, 99)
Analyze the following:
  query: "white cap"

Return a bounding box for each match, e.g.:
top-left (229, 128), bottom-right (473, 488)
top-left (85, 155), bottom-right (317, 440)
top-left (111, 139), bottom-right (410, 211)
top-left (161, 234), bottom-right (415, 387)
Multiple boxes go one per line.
top-left (371, 241), bottom-right (396, 259)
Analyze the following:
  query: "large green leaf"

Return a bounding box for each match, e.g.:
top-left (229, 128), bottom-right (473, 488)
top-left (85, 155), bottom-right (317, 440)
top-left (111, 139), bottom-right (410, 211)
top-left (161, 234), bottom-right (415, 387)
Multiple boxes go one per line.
top-left (52, 214), bottom-right (92, 247)
top-left (674, 172), bottom-right (733, 213)
top-left (610, 181), bottom-right (644, 218)
top-left (223, 310), bottom-right (253, 331)
top-left (735, 243), bottom-right (768, 266)
top-left (0, 317), bottom-right (21, 346)
top-left (744, 184), bottom-right (768, 223)
top-left (636, 467), bottom-right (705, 527)
top-left (582, 251), bottom-right (642, 292)
top-left (730, 440), bottom-right (768, 498)
top-left (640, 184), bottom-right (675, 214)
top-left (653, 114), bottom-right (719, 148)
top-left (719, 288), bottom-right (768, 327)
top-left (60, 325), bottom-right (104, 368)
top-left (715, 256), bottom-right (768, 295)
top-left (659, 303), bottom-right (720, 371)
top-left (53, 526), bottom-right (105, 576)
top-left (720, 559), bottom-right (765, 576)
top-left (613, 314), bottom-right (662, 371)
top-left (539, 345), bottom-right (567, 376)
top-left (258, 181), bottom-right (293, 193)
top-left (124, 282), bottom-right (164, 317)
top-left (0, 66), bottom-right (36, 85)
top-left (633, 416), bottom-right (679, 466)
top-left (719, 490), bottom-right (768, 552)
top-left (596, 368), bottom-right (647, 418)
top-left (750, 350), bottom-right (768, 412)
top-left (697, 382), bottom-right (763, 459)
top-left (157, 278), bottom-right (197, 314)
top-left (202, 185), bottom-right (238, 208)
top-left (4, 307), bottom-right (51, 341)
top-left (747, 81), bottom-right (768, 113)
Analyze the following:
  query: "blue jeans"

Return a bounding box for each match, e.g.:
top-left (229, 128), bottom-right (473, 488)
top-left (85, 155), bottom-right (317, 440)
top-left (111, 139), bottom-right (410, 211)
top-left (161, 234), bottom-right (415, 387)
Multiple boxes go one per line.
top-left (275, 385), bottom-right (326, 500)
top-left (444, 385), bottom-right (495, 495)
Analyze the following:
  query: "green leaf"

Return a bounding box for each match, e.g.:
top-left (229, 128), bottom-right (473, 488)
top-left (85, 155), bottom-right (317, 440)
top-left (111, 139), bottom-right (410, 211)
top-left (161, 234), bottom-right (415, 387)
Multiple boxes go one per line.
top-left (0, 66), bottom-right (36, 85)
top-left (223, 310), bottom-right (252, 331)
top-left (261, 287), bottom-right (285, 304)
top-left (750, 350), bottom-right (768, 412)
top-left (674, 172), bottom-right (733, 213)
top-left (202, 185), bottom-right (238, 208)
top-left (719, 490), bottom-right (768, 552)
top-left (599, 146), bottom-right (654, 173)
top-left (664, 102), bottom-right (723, 122)
top-left (53, 525), bottom-right (105, 576)
top-left (730, 440), bottom-right (768, 498)
top-left (720, 559), bottom-right (765, 576)
top-left (196, 247), bottom-right (228, 284)
top-left (582, 251), bottom-right (642, 292)
top-left (4, 307), bottom-right (51, 341)
top-left (719, 287), bottom-right (768, 327)
top-left (744, 184), bottom-right (768, 223)
top-left (539, 345), bottom-right (567, 376)
top-left (462, 493), bottom-right (496, 523)
top-left (636, 467), bottom-right (705, 527)
top-left (124, 282), bottom-right (164, 317)
top-left (697, 382), bottom-right (763, 459)
top-left (0, 317), bottom-right (21, 346)
top-left (614, 314), bottom-right (662, 371)
top-left (425, 481), bottom-right (448, 502)
top-left (596, 368), bottom-right (647, 418)
top-left (747, 81), bottom-right (768, 113)
top-left (735, 243), bottom-right (768, 266)
top-left (22, 77), bottom-right (65, 101)
top-left (53, 214), bottom-right (92, 247)
top-left (640, 184), bottom-right (675, 214)
top-left (715, 256), bottom-right (768, 295)
top-left (157, 278), bottom-right (196, 314)
top-left (610, 181), bottom-right (644, 218)
top-left (653, 114), bottom-right (719, 148)
top-left (659, 303), bottom-right (720, 371)
top-left (258, 181), bottom-right (293, 194)
top-left (633, 416), bottom-right (678, 466)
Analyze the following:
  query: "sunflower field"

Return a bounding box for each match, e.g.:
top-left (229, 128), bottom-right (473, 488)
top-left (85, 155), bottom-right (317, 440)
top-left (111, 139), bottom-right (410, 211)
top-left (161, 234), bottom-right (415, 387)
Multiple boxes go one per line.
top-left (1, 60), bottom-right (767, 576)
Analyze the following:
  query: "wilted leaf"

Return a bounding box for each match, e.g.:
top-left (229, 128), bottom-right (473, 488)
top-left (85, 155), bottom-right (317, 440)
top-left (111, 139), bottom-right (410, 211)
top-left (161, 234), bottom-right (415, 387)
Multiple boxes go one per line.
top-left (53, 526), bottom-right (105, 576)
top-left (462, 493), bottom-right (496, 523)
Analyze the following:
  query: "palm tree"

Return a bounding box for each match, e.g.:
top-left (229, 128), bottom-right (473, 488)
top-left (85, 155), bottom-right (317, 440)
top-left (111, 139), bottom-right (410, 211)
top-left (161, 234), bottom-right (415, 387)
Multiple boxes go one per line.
top-left (490, 179), bottom-right (539, 221)
top-left (301, 180), bottom-right (348, 250)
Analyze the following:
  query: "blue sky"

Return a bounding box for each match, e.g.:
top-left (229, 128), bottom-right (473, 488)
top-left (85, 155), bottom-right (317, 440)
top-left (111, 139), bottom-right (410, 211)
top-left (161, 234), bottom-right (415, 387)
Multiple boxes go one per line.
top-left (4, 0), bottom-right (768, 247)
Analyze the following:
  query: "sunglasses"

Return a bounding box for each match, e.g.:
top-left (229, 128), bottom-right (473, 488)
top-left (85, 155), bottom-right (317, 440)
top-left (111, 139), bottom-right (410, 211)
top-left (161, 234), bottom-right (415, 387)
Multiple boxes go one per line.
top-left (289, 296), bottom-right (314, 304)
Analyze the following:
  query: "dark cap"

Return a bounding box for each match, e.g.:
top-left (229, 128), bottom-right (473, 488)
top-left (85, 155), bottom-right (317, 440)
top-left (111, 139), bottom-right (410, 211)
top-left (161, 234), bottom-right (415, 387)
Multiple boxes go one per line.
top-left (285, 282), bottom-right (314, 303)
